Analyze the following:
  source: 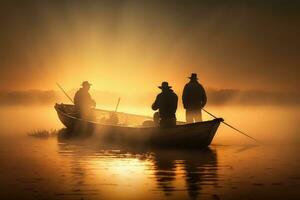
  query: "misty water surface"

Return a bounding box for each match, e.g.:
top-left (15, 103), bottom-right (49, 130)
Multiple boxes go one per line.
top-left (0, 105), bottom-right (299, 200)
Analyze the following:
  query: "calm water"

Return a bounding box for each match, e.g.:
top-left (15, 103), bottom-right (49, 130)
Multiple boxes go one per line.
top-left (0, 105), bottom-right (299, 200)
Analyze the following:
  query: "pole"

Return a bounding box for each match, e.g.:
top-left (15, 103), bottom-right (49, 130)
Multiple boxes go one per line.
top-left (115, 97), bottom-right (121, 112)
top-left (56, 83), bottom-right (74, 104)
top-left (202, 108), bottom-right (261, 143)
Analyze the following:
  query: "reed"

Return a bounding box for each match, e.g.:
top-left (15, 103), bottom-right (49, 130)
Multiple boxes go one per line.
top-left (27, 129), bottom-right (58, 138)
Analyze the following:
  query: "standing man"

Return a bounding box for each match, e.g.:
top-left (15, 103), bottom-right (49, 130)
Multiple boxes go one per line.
top-left (152, 82), bottom-right (178, 128)
top-left (182, 73), bottom-right (207, 123)
top-left (74, 81), bottom-right (96, 119)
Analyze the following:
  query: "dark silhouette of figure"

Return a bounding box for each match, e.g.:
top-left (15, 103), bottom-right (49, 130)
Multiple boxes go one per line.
top-left (152, 82), bottom-right (178, 128)
top-left (153, 151), bottom-right (176, 197)
top-left (182, 148), bottom-right (218, 199)
top-left (182, 73), bottom-right (207, 123)
top-left (152, 148), bottom-right (218, 199)
top-left (74, 81), bottom-right (96, 119)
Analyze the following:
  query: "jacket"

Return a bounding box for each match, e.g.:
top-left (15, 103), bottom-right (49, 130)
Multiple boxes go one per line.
top-left (182, 81), bottom-right (207, 109)
top-left (152, 89), bottom-right (178, 118)
top-left (74, 88), bottom-right (96, 113)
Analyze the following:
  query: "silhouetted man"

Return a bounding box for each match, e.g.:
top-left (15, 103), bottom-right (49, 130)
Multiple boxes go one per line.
top-left (182, 73), bottom-right (207, 123)
top-left (74, 81), bottom-right (96, 119)
top-left (152, 82), bottom-right (178, 128)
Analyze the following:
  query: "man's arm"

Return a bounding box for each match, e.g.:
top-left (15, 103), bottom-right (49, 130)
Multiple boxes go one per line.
top-left (73, 91), bottom-right (78, 105)
top-left (182, 84), bottom-right (188, 109)
top-left (200, 85), bottom-right (207, 107)
top-left (174, 93), bottom-right (178, 111)
top-left (152, 95), bottom-right (160, 110)
top-left (87, 93), bottom-right (96, 108)
top-left (91, 99), bottom-right (96, 108)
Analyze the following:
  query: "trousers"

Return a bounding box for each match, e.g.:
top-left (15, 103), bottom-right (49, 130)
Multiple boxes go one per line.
top-left (186, 109), bottom-right (202, 123)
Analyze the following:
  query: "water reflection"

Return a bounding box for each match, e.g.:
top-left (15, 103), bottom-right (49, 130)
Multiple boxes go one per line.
top-left (183, 149), bottom-right (217, 199)
top-left (1, 105), bottom-right (299, 199)
top-left (57, 129), bottom-right (218, 199)
top-left (153, 151), bottom-right (176, 196)
top-left (153, 148), bottom-right (217, 199)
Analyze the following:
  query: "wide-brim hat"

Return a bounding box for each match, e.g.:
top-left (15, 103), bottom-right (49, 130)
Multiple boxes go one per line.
top-left (158, 81), bottom-right (172, 89)
top-left (81, 81), bottom-right (92, 87)
top-left (188, 73), bottom-right (198, 80)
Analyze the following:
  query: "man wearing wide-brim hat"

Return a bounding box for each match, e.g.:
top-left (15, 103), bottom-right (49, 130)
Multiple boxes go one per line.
top-left (74, 81), bottom-right (96, 119)
top-left (152, 81), bottom-right (178, 128)
top-left (182, 73), bottom-right (207, 123)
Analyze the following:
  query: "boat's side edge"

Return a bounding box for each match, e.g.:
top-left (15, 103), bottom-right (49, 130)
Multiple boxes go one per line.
top-left (55, 103), bottom-right (224, 138)
top-left (54, 103), bottom-right (149, 131)
top-left (54, 103), bottom-right (73, 129)
top-left (204, 118), bottom-right (224, 146)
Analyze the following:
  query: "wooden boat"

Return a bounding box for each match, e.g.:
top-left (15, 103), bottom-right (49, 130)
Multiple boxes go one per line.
top-left (55, 103), bottom-right (223, 148)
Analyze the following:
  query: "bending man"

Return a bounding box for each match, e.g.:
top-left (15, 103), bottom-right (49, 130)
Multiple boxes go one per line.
top-left (152, 82), bottom-right (178, 128)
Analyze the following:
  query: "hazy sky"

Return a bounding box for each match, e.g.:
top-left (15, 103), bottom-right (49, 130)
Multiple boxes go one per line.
top-left (0, 0), bottom-right (299, 93)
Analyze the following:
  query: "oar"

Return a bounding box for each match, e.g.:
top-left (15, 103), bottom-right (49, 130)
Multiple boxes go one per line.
top-left (202, 108), bottom-right (261, 144)
top-left (56, 83), bottom-right (74, 104)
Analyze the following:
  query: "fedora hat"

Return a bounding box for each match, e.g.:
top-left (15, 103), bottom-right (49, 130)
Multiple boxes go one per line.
top-left (188, 73), bottom-right (198, 80)
top-left (81, 81), bottom-right (92, 87)
top-left (158, 81), bottom-right (172, 89)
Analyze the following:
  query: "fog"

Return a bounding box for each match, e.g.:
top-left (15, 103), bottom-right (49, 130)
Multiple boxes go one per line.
top-left (0, 89), bottom-right (299, 108)
top-left (0, 0), bottom-right (299, 93)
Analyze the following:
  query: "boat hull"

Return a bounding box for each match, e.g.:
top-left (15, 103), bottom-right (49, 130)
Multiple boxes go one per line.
top-left (55, 103), bottom-right (223, 148)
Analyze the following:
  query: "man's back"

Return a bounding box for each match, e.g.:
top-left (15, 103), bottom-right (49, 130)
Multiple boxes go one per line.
top-left (182, 81), bottom-right (207, 109)
top-left (73, 81), bottom-right (96, 119)
top-left (74, 88), bottom-right (95, 118)
top-left (152, 89), bottom-right (178, 118)
top-left (74, 88), bottom-right (92, 108)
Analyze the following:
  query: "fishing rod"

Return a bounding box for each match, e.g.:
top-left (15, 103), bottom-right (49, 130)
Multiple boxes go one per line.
top-left (115, 97), bottom-right (121, 112)
top-left (56, 83), bottom-right (74, 104)
top-left (202, 108), bottom-right (261, 144)
top-left (57, 83), bottom-right (121, 114)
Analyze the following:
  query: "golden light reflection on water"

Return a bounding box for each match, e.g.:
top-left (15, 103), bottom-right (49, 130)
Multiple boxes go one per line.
top-left (0, 105), bottom-right (300, 199)
top-left (55, 139), bottom-right (219, 200)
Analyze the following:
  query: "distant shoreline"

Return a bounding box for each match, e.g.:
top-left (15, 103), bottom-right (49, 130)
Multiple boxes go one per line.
top-left (0, 89), bottom-right (299, 106)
